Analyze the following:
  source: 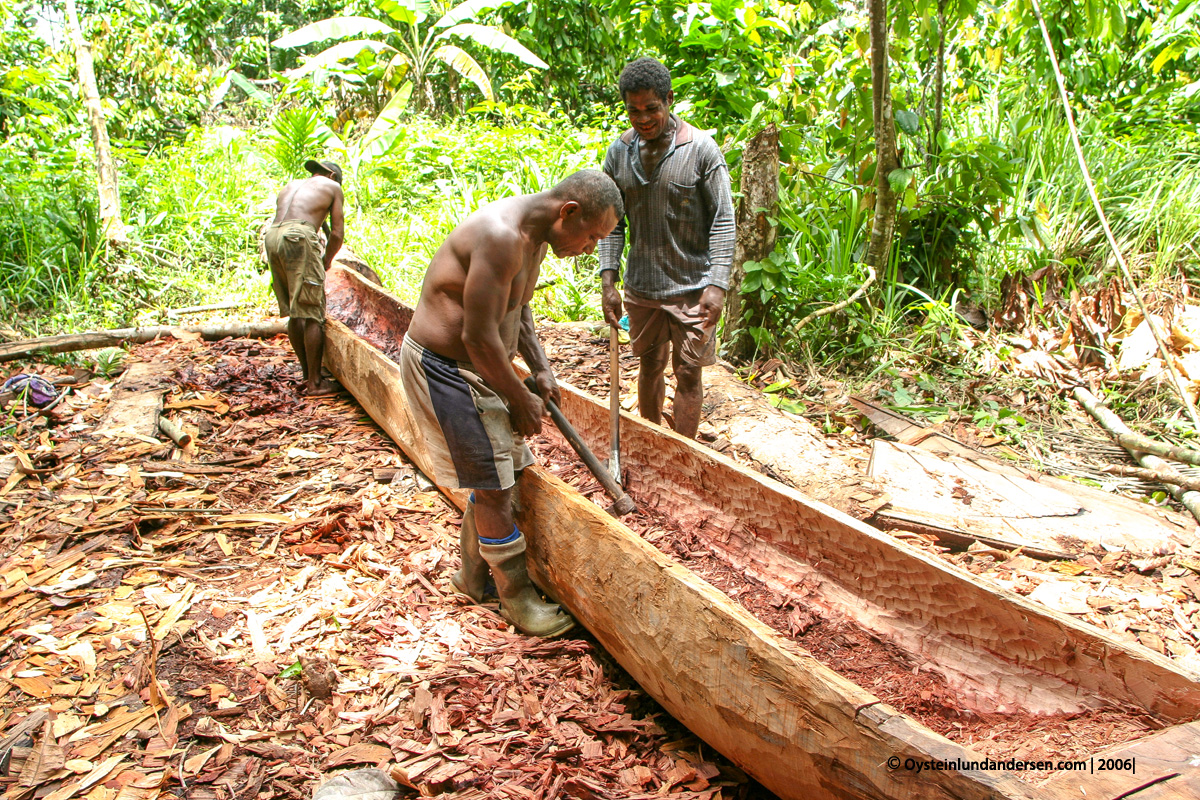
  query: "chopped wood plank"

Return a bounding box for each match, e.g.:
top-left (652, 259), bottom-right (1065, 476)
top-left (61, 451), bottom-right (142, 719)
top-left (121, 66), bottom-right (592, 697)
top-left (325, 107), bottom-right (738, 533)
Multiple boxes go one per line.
top-left (95, 361), bottom-right (173, 441)
top-left (870, 440), bottom-right (1192, 557)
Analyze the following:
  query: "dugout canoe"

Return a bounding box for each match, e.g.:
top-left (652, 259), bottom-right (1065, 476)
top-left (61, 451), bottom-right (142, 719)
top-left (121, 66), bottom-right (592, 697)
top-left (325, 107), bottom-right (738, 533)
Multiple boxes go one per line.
top-left (321, 265), bottom-right (1200, 800)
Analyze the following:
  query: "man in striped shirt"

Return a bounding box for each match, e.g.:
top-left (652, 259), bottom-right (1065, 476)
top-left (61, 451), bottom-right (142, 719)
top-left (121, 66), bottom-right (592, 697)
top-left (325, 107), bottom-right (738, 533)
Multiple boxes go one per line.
top-left (598, 57), bottom-right (735, 439)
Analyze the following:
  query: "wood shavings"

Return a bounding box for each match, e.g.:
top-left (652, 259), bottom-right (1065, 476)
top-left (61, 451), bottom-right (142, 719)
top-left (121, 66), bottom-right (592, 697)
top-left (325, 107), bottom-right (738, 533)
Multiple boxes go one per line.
top-left (0, 334), bottom-right (771, 800)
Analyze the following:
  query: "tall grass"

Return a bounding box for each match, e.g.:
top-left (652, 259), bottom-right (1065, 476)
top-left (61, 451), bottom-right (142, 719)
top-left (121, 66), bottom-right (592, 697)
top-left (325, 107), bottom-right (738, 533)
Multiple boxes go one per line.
top-left (17, 96), bottom-right (1194, 378)
top-left (351, 117), bottom-right (614, 315)
top-left (758, 76), bottom-right (1200, 379)
top-left (128, 125), bottom-right (280, 315)
top-left (0, 145), bottom-right (112, 332)
top-left (1, 115), bottom-right (620, 337)
top-left (989, 92), bottom-right (1200, 290)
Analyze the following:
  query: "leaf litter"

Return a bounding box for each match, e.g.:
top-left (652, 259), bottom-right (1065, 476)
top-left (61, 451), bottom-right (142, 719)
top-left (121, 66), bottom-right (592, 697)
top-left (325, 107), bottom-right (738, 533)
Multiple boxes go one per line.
top-left (0, 333), bottom-right (771, 800)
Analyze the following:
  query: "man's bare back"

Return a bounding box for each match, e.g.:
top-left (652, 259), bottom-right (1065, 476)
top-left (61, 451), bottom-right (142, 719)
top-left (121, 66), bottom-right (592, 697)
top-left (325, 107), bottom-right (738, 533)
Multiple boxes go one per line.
top-left (397, 170), bottom-right (621, 638)
top-left (407, 177), bottom-right (617, 441)
top-left (274, 176), bottom-right (345, 265)
top-left (408, 195), bottom-right (546, 363)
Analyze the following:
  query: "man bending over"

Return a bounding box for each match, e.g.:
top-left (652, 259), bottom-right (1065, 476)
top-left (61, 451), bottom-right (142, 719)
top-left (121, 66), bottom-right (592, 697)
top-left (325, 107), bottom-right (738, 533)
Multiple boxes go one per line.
top-left (401, 170), bottom-right (622, 637)
top-left (265, 159), bottom-right (345, 396)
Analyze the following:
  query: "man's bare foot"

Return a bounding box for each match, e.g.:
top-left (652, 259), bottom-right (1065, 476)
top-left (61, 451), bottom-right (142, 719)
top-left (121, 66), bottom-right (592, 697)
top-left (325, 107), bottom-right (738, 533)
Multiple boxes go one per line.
top-left (302, 379), bottom-right (340, 397)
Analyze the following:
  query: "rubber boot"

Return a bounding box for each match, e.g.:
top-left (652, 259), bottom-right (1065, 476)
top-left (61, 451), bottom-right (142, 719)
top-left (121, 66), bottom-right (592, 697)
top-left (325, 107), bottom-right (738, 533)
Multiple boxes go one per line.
top-left (479, 534), bottom-right (575, 637)
top-left (450, 502), bottom-right (489, 602)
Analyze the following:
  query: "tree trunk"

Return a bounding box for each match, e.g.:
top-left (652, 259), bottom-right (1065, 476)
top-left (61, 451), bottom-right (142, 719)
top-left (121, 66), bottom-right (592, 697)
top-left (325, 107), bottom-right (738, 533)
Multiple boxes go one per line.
top-left (65, 0), bottom-right (127, 245)
top-left (865, 0), bottom-right (899, 273)
top-left (929, 0), bottom-right (946, 164)
top-left (0, 320), bottom-right (288, 363)
top-left (261, 0), bottom-right (273, 79)
top-left (723, 124), bottom-right (780, 362)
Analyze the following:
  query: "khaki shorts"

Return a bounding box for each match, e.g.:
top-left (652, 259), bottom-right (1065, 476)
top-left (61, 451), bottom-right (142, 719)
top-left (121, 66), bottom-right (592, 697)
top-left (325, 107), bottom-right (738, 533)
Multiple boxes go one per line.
top-left (625, 290), bottom-right (717, 367)
top-left (264, 219), bottom-right (325, 321)
top-left (399, 336), bottom-right (534, 491)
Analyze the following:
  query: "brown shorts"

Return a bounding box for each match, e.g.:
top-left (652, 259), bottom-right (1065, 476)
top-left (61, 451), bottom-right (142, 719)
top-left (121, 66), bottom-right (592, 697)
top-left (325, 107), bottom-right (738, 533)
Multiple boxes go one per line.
top-left (399, 336), bottom-right (534, 491)
top-left (625, 290), bottom-right (717, 367)
top-left (264, 219), bottom-right (325, 321)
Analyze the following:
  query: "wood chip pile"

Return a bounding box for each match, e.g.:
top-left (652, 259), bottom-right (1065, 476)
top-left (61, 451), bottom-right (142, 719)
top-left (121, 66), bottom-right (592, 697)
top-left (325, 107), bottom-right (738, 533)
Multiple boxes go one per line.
top-left (528, 434), bottom-right (1168, 784)
top-left (0, 334), bottom-right (771, 800)
top-left (540, 323), bottom-right (1200, 680)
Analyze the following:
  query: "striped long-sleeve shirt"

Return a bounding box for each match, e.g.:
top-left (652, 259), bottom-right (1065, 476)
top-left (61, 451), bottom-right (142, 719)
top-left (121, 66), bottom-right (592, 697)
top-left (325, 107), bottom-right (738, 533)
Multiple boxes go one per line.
top-left (597, 117), bottom-right (735, 300)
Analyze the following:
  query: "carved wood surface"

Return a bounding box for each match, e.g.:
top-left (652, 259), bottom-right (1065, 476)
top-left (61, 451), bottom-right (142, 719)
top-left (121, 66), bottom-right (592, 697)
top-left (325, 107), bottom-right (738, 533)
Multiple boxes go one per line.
top-left (322, 266), bottom-right (1200, 800)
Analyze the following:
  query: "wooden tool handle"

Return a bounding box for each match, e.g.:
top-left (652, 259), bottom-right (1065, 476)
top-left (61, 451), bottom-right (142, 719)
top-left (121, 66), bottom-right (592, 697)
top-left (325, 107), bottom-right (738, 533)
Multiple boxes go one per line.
top-left (525, 377), bottom-right (636, 516)
top-left (609, 326), bottom-right (621, 479)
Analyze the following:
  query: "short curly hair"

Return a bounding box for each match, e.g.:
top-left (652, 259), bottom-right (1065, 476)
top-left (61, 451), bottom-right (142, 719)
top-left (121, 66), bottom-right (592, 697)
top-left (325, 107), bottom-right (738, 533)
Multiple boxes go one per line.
top-left (550, 170), bottom-right (624, 221)
top-left (619, 57), bottom-right (672, 102)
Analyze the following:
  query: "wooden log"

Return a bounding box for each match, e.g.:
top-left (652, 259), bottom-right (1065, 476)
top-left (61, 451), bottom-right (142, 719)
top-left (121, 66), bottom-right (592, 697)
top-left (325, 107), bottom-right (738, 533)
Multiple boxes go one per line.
top-left (1073, 386), bottom-right (1200, 522)
top-left (1101, 463), bottom-right (1200, 491)
top-left (321, 312), bottom-right (1040, 800)
top-left (321, 266), bottom-right (1200, 800)
top-left (1069, 393), bottom-right (1200, 467)
top-left (1040, 719), bottom-right (1200, 798)
top-left (523, 376), bottom-right (635, 515)
top-left (157, 417), bottom-right (192, 448)
top-left (0, 320), bottom-right (287, 363)
top-left (557, 381), bottom-right (1200, 718)
top-left (1114, 432), bottom-right (1200, 467)
top-left (165, 301), bottom-right (243, 319)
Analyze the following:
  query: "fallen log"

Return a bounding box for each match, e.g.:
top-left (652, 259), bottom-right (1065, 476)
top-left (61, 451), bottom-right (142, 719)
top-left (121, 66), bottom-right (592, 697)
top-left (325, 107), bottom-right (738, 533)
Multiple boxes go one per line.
top-left (1101, 463), bottom-right (1200, 492)
top-left (1072, 387), bottom-right (1200, 468)
top-left (1073, 386), bottom-right (1200, 523)
top-left (323, 266), bottom-right (1200, 800)
top-left (0, 320), bottom-right (287, 363)
top-left (157, 416), bottom-right (193, 448)
top-left (1114, 431), bottom-right (1200, 467)
top-left (165, 300), bottom-right (244, 319)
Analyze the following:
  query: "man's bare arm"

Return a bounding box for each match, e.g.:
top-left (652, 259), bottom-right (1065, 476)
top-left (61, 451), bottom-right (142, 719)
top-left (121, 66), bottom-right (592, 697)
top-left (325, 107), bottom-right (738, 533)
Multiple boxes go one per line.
top-left (324, 185), bottom-right (345, 269)
top-left (460, 231), bottom-right (545, 436)
top-left (517, 305), bottom-right (560, 407)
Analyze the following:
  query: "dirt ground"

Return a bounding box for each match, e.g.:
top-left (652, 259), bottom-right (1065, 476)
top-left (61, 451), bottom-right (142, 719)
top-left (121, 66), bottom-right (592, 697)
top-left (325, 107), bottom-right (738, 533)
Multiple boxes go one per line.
top-left (0, 334), bottom-right (772, 800)
top-left (3, 317), bottom-right (1200, 800)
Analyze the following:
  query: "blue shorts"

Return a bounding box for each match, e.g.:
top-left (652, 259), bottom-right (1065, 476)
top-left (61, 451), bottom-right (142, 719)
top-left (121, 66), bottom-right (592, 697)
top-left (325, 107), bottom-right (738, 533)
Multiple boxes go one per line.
top-left (398, 336), bottom-right (534, 491)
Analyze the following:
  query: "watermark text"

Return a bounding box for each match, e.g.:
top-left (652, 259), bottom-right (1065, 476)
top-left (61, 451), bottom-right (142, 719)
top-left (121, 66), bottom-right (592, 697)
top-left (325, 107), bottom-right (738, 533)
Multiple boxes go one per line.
top-left (886, 756), bottom-right (1136, 774)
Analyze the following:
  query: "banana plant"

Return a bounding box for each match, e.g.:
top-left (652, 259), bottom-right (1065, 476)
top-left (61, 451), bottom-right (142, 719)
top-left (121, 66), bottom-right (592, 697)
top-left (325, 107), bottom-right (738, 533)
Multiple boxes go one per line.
top-left (272, 0), bottom-right (547, 114)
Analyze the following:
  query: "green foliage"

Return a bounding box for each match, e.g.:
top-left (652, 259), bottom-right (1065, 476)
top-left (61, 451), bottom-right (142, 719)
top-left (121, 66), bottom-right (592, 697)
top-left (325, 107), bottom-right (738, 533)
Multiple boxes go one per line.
top-left (272, 0), bottom-right (548, 119)
top-left (268, 107), bottom-right (339, 177)
top-left (278, 660), bottom-right (303, 679)
top-left (0, 9), bottom-right (149, 331)
top-left (486, 0), bottom-right (622, 113)
top-left (532, 256), bottom-right (604, 322)
top-left (93, 347), bottom-right (127, 378)
top-left (991, 94), bottom-right (1200, 290)
top-left (129, 125), bottom-right (279, 307)
top-left (608, 0), bottom-right (791, 136)
top-left (78, 0), bottom-right (211, 141)
top-left (349, 116), bottom-right (611, 305)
